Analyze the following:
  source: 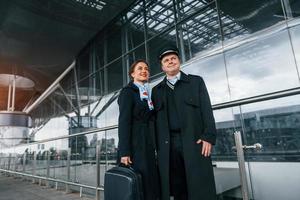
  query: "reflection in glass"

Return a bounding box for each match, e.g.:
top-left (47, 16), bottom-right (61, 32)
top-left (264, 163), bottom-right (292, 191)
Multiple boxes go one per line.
top-left (34, 116), bottom-right (69, 141)
top-left (145, 0), bottom-right (175, 38)
top-left (74, 131), bottom-right (102, 187)
top-left (104, 129), bottom-right (118, 169)
top-left (105, 25), bottom-right (122, 63)
top-left (218, 0), bottom-right (285, 44)
top-left (225, 30), bottom-right (300, 100)
top-left (211, 108), bottom-right (240, 161)
top-left (182, 54), bottom-right (230, 104)
top-left (289, 21), bottom-right (300, 79)
top-left (103, 96), bottom-right (119, 127)
top-left (239, 95), bottom-right (300, 162)
top-left (52, 138), bottom-right (69, 181)
top-left (123, 1), bottom-right (145, 50)
top-left (77, 48), bottom-right (90, 81)
top-left (178, 1), bottom-right (221, 60)
top-left (287, 0), bottom-right (300, 18)
top-left (106, 59), bottom-right (123, 93)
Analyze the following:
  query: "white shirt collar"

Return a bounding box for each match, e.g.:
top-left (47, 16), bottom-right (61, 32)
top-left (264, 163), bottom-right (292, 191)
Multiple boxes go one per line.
top-left (166, 71), bottom-right (181, 85)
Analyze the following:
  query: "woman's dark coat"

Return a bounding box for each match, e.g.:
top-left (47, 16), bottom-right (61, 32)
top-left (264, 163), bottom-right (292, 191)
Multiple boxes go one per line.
top-left (152, 72), bottom-right (217, 200)
top-left (118, 81), bottom-right (159, 200)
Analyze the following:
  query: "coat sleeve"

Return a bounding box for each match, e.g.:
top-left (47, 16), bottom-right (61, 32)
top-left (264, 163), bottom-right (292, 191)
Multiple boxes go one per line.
top-left (118, 88), bottom-right (134, 157)
top-left (198, 77), bottom-right (217, 145)
top-left (151, 87), bottom-right (158, 151)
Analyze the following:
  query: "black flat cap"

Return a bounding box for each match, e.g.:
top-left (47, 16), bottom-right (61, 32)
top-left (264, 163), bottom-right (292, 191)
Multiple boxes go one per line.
top-left (158, 45), bottom-right (179, 60)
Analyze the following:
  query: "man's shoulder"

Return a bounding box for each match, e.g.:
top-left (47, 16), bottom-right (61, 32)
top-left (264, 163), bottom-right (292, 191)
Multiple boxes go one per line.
top-left (187, 74), bottom-right (204, 83)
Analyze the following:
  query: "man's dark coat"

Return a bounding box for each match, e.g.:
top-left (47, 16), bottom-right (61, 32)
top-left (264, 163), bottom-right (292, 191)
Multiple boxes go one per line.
top-left (152, 72), bottom-right (217, 200)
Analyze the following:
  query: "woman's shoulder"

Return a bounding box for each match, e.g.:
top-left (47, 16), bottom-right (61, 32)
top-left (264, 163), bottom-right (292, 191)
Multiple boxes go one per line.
top-left (119, 83), bottom-right (139, 100)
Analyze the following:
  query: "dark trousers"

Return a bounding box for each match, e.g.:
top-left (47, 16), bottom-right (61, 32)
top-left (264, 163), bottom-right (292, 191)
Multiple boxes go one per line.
top-left (169, 132), bottom-right (188, 200)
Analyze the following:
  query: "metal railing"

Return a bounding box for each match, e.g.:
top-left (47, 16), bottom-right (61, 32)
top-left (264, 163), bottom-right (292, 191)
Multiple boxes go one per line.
top-left (0, 139), bottom-right (105, 199)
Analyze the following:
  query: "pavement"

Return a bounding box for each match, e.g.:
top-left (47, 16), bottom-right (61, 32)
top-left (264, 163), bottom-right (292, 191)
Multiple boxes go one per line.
top-left (0, 173), bottom-right (96, 200)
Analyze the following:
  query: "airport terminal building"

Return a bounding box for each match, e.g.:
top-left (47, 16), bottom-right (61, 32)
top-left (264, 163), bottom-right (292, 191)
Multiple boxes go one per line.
top-left (0, 0), bottom-right (300, 199)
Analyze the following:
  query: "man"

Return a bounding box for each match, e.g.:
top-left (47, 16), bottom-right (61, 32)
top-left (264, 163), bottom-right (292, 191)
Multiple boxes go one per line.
top-left (152, 46), bottom-right (217, 200)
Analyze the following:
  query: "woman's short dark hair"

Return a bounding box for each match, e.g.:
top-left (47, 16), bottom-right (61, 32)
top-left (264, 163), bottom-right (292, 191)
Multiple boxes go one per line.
top-left (128, 59), bottom-right (149, 80)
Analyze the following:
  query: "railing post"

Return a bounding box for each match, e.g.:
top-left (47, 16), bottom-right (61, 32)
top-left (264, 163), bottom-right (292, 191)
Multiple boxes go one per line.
top-left (8, 153), bottom-right (11, 171)
top-left (66, 148), bottom-right (71, 193)
top-left (32, 151), bottom-right (37, 183)
top-left (22, 151), bottom-right (27, 180)
top-left (23, 152), bottom-right (26, 172)
top-left (96, 140), bottom-right (101, 200)
top-left (46, 151), bottom-right (51, 187)
top-left (80, 186), bottom-right (83, 197)
top-left (234, 131), bottom-right (250, 200)
top-left (3, 161), bottom-right (6, 176)
top-left (14, 156), bottom-right (18, 173)
top-left (7, 153), bottom-right (11, 176)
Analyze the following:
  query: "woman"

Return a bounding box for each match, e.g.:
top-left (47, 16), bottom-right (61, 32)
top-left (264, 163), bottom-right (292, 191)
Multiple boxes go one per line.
top-left (118, 59), bottom-right (159, 200)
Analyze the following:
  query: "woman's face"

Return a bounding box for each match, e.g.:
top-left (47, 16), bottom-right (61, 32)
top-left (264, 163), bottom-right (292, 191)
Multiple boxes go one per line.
top-left (131, 62), bottom-right (150, 83)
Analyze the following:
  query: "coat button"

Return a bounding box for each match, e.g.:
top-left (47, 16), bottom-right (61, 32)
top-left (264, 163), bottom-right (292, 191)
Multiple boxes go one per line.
top-left (165, 141), bottom-right (169, 144)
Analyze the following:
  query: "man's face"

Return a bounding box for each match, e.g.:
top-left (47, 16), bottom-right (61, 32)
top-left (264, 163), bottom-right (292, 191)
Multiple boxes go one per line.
top-left (161, 53), bottom-right (180, 76)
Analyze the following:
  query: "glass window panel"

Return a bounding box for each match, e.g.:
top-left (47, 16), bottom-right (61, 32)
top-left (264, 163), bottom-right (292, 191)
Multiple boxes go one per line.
top-left (239, 95), bottom-right (300, 162)
top-left (52, 138), bottom-right (69, 181)
top-left (212, 108), bottom-right (241, 161)
top-left (127, 44), bottom-right (147, 66)
top-left (105, 25), bottom-right (122, 62)
top-left (99, 130), bottom-right (108, 185)
top-left (288, 0), bottom-right (300, 18)
top-left (218, 0), bottom-right (285, 44)
top-left (74, 131), bottom-right (103, 187)
top-left (145, 0), bottom-right (175, 38)
top-left (95, 39), bottom-right (105, 68)
top-left (238, 95), bottom-right (300, 200)
top-left (103, 95), bottom-right (119, 127)
top-left (77, 48), bottom-right (90, 81)
top-left (93, 93), bottom-right (119, 128)
top-left (60, 69), bottom-right (76, 96)
top-left (225, 29), bottom-right (300, 100)
top-left (177, 0), bottom-right (215, 18)
top-left (105, 128), bottom-right (118, 171)
top-left (34, 116), bottom-right (69, 140)
top-left (106, 58), bottom-right (123, 93)
top-left (49, 88), bottom-right (73, 116)
top-left (289, 21), bottom-right (300, 79)
top-left (24, 144), bottom-right (36, 174)
top-left (182, 53), bottom-right (230, 104)
top-left (76, 73), bottom-right (102, 106)
top-left (124, 1), bottom-right (146, 50)
top-left (89, 95), bottom-right (109, 129)
top-left (177, 0), bottom-right (221, 60)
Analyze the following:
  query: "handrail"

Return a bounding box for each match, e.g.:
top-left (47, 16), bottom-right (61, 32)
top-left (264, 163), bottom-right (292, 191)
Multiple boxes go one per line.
top-left (212, 87), bottom-right (300, 110)
top-left (4, 125), bottom-right (118, 148)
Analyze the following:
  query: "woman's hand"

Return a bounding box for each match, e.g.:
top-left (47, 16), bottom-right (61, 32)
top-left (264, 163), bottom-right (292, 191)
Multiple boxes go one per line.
top-left (120, 156), bottom-right (132, 166)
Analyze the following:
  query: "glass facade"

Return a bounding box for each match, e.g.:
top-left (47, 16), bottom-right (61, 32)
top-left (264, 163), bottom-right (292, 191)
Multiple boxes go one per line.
top-left (1, 0), bottom-right (300, 199)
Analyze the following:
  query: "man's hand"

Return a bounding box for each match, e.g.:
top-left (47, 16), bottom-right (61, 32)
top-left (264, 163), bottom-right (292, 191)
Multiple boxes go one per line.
top-left (196, 139), bottom-right (212, 157)
top-left (120, 156), bottom-right (132, 165)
